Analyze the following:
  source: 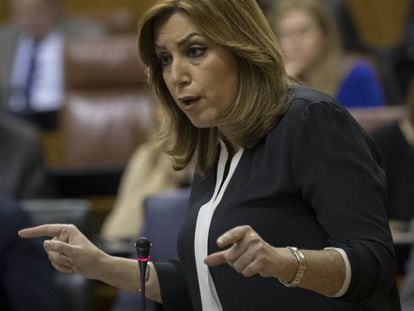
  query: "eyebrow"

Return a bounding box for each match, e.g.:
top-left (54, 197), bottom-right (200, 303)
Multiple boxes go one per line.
top-left (155, 32), bottom-right (202, 50)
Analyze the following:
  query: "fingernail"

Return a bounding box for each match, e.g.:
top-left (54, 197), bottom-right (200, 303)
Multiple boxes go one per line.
top-left (44, 240), bottom-right (51, 249)
top-left (217, 237), bottom-right (224, 245)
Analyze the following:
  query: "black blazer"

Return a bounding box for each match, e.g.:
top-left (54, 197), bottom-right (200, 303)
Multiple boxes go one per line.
top-left (155, 87), bottom-right (401, 311)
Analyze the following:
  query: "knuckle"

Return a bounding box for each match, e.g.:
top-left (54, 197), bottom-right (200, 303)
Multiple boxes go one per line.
top-left (56, 253), bottom-right (68, 265)
top-left (52, 242), bottom-right (60, 252)
top-left (255, 243), bottom-right (265, 252)
top-left (250, 235), bottom-right (261, 245)
top-left (225, 252), bottom-right (235, 263)
top-left (233, 262), bottom-right (242, 273)
top-left (243, 225), bottom-right (252, 232)
top-left (66, 224), bottom-right (76, 231)
top-left (242, 267), bottom-right (253, 277)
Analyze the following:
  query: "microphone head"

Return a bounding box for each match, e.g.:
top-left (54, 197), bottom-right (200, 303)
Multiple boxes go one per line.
top-left (135, 237), bottom-right (152, 258)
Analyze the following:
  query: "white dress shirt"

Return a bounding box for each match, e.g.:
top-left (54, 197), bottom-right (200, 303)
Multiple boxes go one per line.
top-left (10, 31), bottom-right (64, 112)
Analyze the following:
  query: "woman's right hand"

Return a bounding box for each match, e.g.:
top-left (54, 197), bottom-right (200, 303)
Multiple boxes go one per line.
top-left (19, 224), bottom-right (109, 280)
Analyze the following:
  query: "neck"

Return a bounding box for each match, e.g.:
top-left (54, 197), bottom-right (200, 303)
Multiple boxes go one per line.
top-left (220, 134), bottom-right (239, 158)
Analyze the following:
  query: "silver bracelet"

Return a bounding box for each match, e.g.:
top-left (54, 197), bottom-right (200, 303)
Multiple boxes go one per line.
top-left (279, 246), bottom-right (306, 288)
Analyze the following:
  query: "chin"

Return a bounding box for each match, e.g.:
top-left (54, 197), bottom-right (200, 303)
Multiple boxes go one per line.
top-left (189, 119), bottom-right (213, 129)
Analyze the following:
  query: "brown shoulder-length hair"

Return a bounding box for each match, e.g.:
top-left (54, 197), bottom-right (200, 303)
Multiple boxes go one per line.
top-left (138, 0), bottom-right (290, 173)
top-left (269, 0), bottom-right (343, 96)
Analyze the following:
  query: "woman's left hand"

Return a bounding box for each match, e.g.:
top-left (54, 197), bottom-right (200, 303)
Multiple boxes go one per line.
top-left (204, 225), bottom-right (288, 278)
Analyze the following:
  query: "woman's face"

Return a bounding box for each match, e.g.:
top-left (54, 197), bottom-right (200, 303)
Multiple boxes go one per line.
top-left (154, 12), bottom-right (239, 129)
top-left (275, 8), bottom-right (324, 77)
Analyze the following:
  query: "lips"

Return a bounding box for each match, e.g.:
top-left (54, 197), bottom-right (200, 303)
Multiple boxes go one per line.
top-left (179, 96), bottom-right (201, 109)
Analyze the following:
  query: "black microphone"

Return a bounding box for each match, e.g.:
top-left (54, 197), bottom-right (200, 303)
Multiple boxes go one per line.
top-left (135, 237), bottom-right (152, 311)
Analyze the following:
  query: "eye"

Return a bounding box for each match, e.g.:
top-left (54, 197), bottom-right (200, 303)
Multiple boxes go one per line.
top-left (187, 46), bottom-right (207, 58)
top-left (157, 53), bottom-right (172, 67)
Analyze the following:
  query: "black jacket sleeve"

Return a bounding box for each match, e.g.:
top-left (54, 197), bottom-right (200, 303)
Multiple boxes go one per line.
top-left (291, 100), bottom-right (398, 301)
top-left (153, 259), bottom-right (193, 311)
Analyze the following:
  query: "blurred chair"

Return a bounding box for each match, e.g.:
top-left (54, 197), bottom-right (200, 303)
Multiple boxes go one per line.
top-left (111, 188), bottom-right (191, 311)
top-left (60, 34), bottom-right (152, 170)
top-left (59, 92), bottom-right (152, 169)
top-left (43, 34), bottom-right (152, 172)
top-left (0, 112), bottom-right (45, 198)
top-left (349, 106), bottom-right (406, 133)
top-left (21, 198), bottom-right (93, 311)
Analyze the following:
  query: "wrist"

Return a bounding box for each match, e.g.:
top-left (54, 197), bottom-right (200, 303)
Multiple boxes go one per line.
top-left (95, 251), bottom-right (114, 282)
top-left (279, 247), bottom-right (306, 288)
top-left (273, 247), bottom-right (299, 281)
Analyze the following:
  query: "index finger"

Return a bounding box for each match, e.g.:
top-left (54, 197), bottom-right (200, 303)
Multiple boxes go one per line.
top-left (217, 225), bottom-right (252, 247)
top-left (18, 224), bottom-right (69, 239)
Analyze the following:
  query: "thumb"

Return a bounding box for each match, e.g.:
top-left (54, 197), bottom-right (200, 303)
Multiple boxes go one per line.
top-left (204, 250), bottom-right (228, 267)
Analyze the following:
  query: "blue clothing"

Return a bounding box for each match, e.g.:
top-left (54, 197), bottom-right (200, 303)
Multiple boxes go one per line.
top-left (336, 61), bottom-right (385, 108)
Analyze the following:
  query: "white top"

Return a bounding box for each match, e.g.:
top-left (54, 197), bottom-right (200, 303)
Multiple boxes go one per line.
top-left (194, 141), bottom-right (244, 310)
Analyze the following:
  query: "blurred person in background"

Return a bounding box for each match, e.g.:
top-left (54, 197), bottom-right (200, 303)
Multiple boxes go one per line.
top-left (0, 196), bottom-right (66, 310)
top-left (100, 104), bottom-right (192, 242)
top-left (269, 0), bottom-right (385, 108)
top-left (100, 140), bottom-right (192, 242)
top-left (0, 0), bottom-right (106, 129)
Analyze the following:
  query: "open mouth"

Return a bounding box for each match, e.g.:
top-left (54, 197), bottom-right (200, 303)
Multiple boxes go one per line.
top-left (180, 97), bottom-right (201, 107)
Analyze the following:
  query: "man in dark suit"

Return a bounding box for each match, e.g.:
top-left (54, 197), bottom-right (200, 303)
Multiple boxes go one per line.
top-left (0, 0), bottom-right (106, 129)
top-left (0, 196), bottom-right (66, 310)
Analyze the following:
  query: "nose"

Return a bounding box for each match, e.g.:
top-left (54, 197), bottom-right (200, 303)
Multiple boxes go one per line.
top-left (170, 57), bottom-right (190, 87)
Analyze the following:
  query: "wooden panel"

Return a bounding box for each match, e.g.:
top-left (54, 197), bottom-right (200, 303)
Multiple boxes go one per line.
top-left (0, 1), bottom-right (10, 22)
top-left (346, 0), bottom-right (410, 48)
top-left (63, 0), bottom-right (154, 20)
top-left (0, 0), bottom-right (154, 25)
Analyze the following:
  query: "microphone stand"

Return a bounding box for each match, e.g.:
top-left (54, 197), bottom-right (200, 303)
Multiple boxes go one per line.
top-left (135, 237), bottom-right (151, 311)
